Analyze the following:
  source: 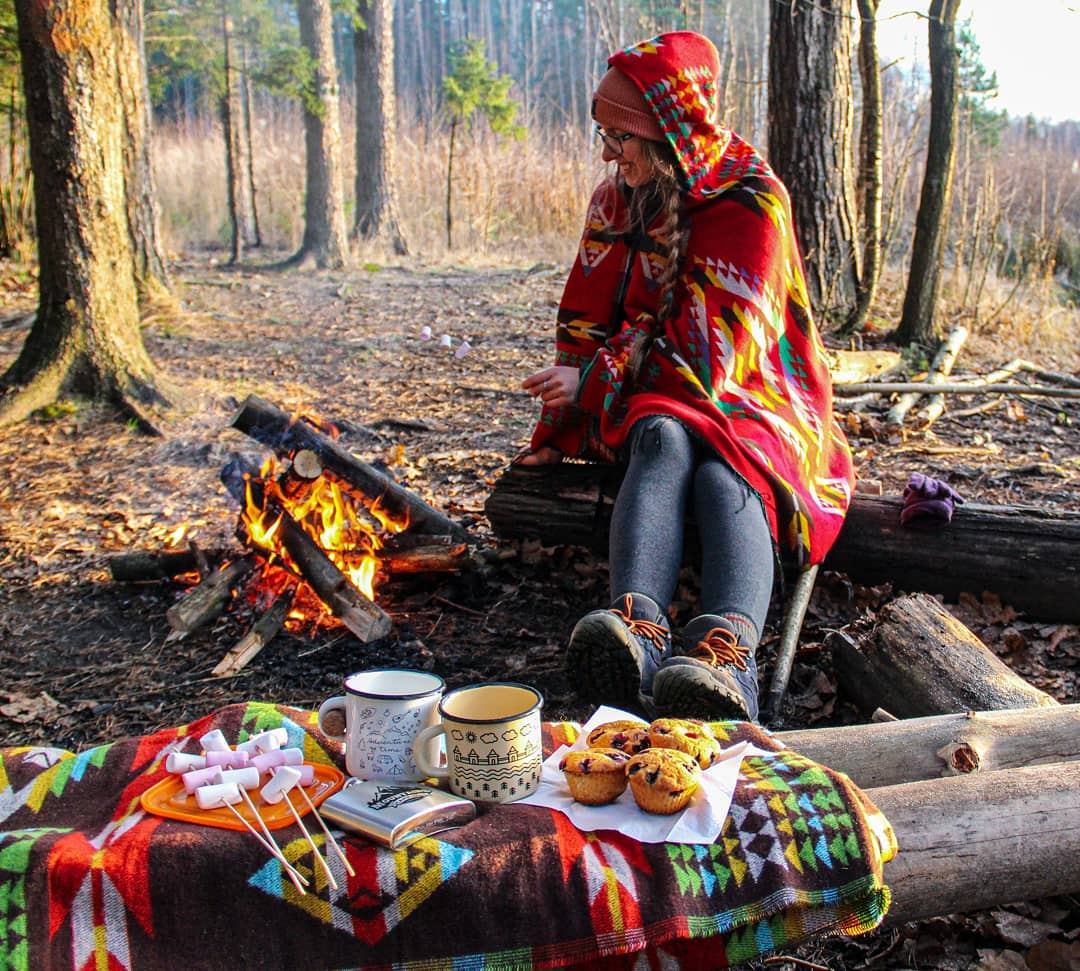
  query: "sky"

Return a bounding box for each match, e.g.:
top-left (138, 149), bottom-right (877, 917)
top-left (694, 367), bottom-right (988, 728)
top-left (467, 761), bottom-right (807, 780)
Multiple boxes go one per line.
top-left (875, 0), bottom-right (1080, 124)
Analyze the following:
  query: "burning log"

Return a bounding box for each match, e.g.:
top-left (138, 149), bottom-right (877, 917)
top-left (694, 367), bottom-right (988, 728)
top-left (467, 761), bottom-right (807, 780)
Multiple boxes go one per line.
top-left (267, 505), bottom-right (392, 643)
top-left (212, 588), bottom-right (296, 677)
top-left (231, 394), bottom-right (469, 542)
top-left (166, 555), bottom-right (258, 636)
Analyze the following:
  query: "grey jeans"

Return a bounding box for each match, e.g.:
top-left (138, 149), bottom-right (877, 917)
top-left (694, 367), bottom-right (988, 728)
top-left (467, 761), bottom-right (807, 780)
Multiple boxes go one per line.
top-left (608, 415), bottom-right (775, 639)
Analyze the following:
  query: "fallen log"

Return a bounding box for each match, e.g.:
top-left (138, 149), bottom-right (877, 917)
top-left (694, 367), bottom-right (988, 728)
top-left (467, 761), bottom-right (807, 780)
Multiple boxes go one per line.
top-left (231, 394), bottom-right (469, 541)
top-left (830, 593), bottom-right (1058, 717)
top-left (872, 760), bottom-right (1080, 927)
top-left (165, 555), bottom-right (257, 635)
top-left (886, 324), bottom-right (967, 426)
top-left (774, 704), bottom-right (1080, 789)
top-left (484, 464), bottom-right (1080, 622)
top-left (109, 547), bottom-right (227, 582)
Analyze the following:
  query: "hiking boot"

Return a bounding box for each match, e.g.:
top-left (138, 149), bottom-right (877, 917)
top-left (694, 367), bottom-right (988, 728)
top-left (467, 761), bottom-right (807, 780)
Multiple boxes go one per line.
top-left (565, 593), bottom-right (671, 713)
top-left (652, 615), bottom-right (759, 721)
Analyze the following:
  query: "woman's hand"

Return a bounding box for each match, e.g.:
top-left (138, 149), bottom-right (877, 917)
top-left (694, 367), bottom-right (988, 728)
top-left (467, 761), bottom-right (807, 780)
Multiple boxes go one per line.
top-left (511, 445), bottom-right (563, 467)
top-left (522, 365), bottom-right (579, 410)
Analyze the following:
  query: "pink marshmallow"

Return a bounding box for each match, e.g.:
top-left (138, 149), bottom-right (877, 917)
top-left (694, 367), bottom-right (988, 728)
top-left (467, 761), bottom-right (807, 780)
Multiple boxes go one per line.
top-left (234, 739), bottom-right (260, 757)
top-left (205, 750), bottom-right (250, 769)
top-left (251, 748), bottom-right (304, 773)
top-left (259, 765), bottom-right (302, 804)
top-left (199, 729), bottom-right (230, 753)
top-left (182, 765), bottom-right (224, 795)
top-left (196, 781), bottom-right (242, 810)
top-left (296, 764), bottom-right (315, 787)
top-left (216, 767), bottom-right (261, 790)
top-left (166, 752), bottom-right (206, 774)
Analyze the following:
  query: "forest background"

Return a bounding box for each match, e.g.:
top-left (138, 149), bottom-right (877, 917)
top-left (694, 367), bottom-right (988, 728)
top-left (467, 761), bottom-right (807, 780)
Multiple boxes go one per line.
top-left (0, 0), bottom-right (1076, 350)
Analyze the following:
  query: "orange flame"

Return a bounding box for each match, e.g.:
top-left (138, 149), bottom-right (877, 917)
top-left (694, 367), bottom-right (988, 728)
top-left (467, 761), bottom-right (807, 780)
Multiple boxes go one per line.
top-left (239, 454), bottom-right (407, 626)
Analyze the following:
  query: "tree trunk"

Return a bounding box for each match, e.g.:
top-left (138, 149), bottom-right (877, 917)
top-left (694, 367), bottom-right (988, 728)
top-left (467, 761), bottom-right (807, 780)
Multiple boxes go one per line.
top-left (1, 0), bottom-right (168, 430)
top-left (871, 761), bottom-right (1080, 927)
top-left (845, 0), bottom-right (883, 334)
top-left (220, 5), bottom-right (245, 265)
top-left (353, 0), bottom-right (409, 256)
top-left (775, 704), bottom-right (1080, 789)
top-left (484, 465), bottom-right (1080, 622)
top-left (830, 592), bottom-right (1058, 718)
top-left (895, 0), bottom-right (962, 346)
top-left (113, 0), bottom-right (172, 314)
top-left (767, 0), bottom-right (860, 320)
top-left (445, 116), bottom-right (456, 250)
top-left (291, 0), bottom-right (349, 269)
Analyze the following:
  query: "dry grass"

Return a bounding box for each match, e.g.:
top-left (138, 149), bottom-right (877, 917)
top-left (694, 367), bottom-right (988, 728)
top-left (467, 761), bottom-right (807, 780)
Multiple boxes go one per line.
top-left (151, 111), bottom-right (1078, 362)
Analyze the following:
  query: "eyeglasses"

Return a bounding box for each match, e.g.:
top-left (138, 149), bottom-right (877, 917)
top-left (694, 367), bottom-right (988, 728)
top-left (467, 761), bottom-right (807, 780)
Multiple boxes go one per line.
top-left (594, 125), bottom-right (636, 157)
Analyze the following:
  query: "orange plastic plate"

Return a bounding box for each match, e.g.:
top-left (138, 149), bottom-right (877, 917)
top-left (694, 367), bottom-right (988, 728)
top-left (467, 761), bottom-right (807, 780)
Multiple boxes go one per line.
top-left (140, 763), bottom-right (346, 832)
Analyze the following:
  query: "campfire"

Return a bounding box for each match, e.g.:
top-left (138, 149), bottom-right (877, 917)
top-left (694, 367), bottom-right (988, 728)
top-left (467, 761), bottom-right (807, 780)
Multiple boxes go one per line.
top-left (109, 395), bottom-right (470, 675)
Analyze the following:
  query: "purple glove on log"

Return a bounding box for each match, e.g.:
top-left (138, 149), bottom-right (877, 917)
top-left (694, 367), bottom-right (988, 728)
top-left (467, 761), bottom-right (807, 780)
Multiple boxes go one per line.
top-left (900, 472), bottom-right (965, 527)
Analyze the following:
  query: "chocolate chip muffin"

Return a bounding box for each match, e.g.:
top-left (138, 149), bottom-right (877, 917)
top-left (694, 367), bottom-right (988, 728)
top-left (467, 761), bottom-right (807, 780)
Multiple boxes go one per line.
top-left (560, 747), bottom-right (632, 805)
top-left (625, 749), bottom-right (701, 815)
top-left (585, 720), bottom-right (651, 755)
top-left (648, 718), bottom-right (724, 769)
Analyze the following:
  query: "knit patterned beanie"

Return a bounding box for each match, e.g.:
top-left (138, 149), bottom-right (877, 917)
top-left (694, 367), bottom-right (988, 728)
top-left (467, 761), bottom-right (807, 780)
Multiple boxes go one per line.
top-left (592, 67), bottom-right (664, 142)
top-left (605, 30), bottom-right (732, 194)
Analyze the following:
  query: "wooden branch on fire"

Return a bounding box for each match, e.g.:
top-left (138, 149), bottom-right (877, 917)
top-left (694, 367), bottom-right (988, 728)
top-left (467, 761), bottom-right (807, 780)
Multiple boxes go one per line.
top-left (230, 394), bottom-right (470, 542)
top-left (165, 554), bottom-right (258, 636)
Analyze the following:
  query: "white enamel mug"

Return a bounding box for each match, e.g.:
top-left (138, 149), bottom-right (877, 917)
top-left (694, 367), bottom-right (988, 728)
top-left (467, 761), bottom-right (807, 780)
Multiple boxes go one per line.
top-left (318, 669), bottom-right (445, 781)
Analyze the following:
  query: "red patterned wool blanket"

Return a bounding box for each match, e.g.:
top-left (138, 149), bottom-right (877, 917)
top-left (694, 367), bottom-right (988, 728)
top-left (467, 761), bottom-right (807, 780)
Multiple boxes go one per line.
top-left (530, 139), bottom-right (855, 566)
top-left (0, 703), bottom-right (895, 969)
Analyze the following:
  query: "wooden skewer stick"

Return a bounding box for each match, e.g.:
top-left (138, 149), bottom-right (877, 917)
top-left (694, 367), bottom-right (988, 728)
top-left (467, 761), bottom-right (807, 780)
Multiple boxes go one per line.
top-left (236, 788), bottom-right (310, 889)
top-left (295, 787), bottom-right (355, 877)
top-left (282, 791), bottom-right (338, 891)
top-left (221, 802), bottom-right (306, 895)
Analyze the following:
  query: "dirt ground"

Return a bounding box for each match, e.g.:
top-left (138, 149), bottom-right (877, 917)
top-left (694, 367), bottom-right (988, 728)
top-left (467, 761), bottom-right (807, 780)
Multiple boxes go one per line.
top-left (1, 254), bottom-right (1077, 969)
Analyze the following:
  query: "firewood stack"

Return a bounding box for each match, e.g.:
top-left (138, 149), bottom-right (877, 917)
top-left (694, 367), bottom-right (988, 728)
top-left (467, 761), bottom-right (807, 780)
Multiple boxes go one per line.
top-left (109, 395), bottom-right (470, 674)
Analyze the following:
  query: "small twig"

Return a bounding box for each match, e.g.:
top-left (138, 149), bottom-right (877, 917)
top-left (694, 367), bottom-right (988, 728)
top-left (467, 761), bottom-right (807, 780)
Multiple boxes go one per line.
top-left (838, 382), bottom-right (1080, 399)
top-left (762, 956), bottom-right (831, 970)
top-left (432, 594), bottom-right (486, 617)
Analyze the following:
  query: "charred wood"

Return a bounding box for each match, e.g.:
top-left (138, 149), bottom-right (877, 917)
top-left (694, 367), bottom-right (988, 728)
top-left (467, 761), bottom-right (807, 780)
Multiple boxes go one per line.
top-left (110, 548), bottom-right (226, 582)
top-left (165, 555), bottom-right (257, 635)
top-left (212, 588), bottom-right (296, 676)
top-left (231, 394), bottom-right (468, 541)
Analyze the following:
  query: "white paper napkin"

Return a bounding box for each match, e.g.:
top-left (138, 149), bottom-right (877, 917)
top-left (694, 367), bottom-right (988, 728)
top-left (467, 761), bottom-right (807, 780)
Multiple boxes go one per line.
top-left (517, 705), bottom-right (769, 844)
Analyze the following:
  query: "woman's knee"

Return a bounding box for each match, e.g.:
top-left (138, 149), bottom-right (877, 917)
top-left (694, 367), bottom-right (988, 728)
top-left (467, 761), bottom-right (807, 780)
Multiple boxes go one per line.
top-left (626, 415), bottom-right (695, 464)
top-left (693, 459), bottom-right (757, 513)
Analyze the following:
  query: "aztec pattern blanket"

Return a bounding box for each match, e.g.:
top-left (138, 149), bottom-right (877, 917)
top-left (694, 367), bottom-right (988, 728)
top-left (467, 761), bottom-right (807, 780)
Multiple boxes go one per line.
top-left (529, 32), bottom-right (855, 566)
top-left (0, 702), bottom-right (895, 970)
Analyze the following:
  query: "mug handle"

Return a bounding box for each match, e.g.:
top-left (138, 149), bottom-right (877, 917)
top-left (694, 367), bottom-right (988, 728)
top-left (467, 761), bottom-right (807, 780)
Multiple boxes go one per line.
top-left (413, 724), bottom-right (449, 780)
top-left (317, 695), bottom-right (347, 743)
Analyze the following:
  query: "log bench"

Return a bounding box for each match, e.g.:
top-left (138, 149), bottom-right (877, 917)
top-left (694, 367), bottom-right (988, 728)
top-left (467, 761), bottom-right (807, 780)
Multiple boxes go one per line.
top-left (485, 463), bottom-right (1080, 623)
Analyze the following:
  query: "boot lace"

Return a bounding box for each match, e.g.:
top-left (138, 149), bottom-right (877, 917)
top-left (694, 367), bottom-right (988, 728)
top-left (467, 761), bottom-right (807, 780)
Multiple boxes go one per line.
top-left (687, 627), bottom-right (750, 671)
top-left (612, 594), bottom-right (669, 651)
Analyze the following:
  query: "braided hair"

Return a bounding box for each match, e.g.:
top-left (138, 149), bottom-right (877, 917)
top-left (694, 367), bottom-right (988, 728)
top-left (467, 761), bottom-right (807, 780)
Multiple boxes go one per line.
top-left (620, 137), bottom-right (693, 391)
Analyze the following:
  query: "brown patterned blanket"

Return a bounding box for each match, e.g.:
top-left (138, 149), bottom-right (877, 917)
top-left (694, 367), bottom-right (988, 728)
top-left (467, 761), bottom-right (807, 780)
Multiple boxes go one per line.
top-left (0, 702), bottom-right (895, 969)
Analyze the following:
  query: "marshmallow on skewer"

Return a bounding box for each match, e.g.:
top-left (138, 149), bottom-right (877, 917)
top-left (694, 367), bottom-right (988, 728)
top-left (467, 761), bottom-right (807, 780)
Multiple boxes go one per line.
top-left (251, 748), bottom-right (304, 773)
top-left (182, 765), bottom-right (224, 795)
top-left (234, 738), bottom-right (260, 757)
top-left (206, 749), bottom-right (250, 769)
top-left (295, 764), bottom-right (315, 787)
top-left (199, 729), bottom-right (231, 753)
top-left (259, 765), bottom-right (303, 805)
top-left (216, 767), bottom-right (261, 790)
top-left (250, 728), bottom-right (289, 753)
top-left (262, 767), bottom-right (337, 891)
top-left (195, 781), bottom-right (243, 811)
top-left (166, 752), bottom-right (207, 774)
